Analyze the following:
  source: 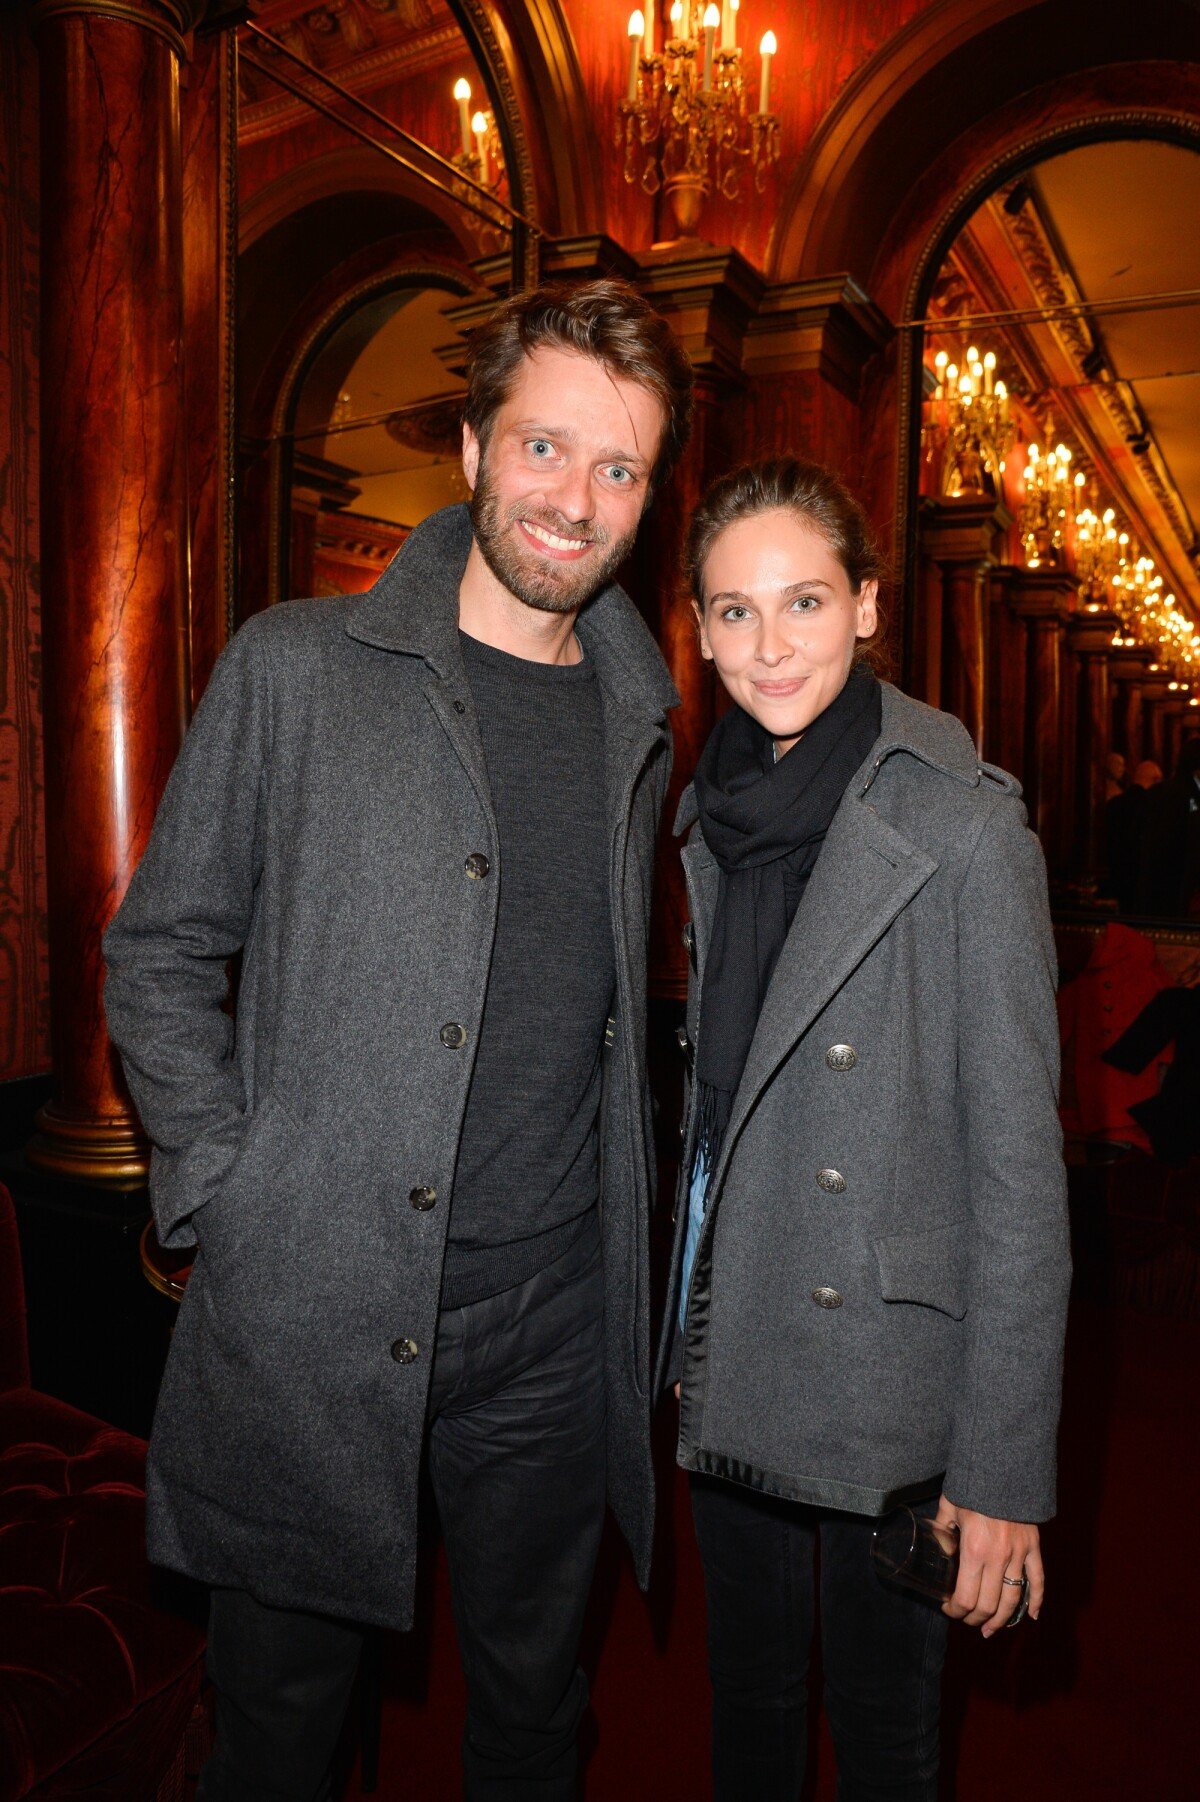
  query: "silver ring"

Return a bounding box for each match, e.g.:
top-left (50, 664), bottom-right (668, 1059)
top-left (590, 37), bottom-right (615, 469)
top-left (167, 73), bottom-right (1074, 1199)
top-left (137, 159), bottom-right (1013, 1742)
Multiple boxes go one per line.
top-left (1001, 1575), bottom-right (1027, 1588)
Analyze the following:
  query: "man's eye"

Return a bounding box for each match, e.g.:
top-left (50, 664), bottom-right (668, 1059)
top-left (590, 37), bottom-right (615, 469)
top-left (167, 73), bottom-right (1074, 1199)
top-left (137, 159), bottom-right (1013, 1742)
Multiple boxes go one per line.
top-left (528, 440), bottom-right (553, 457)
top-left (606, 465), bottom-right (632, 484)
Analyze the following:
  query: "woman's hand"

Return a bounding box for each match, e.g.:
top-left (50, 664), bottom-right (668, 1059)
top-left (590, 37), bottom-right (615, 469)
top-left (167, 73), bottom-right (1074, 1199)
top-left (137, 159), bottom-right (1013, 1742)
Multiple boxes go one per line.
top-left (673, 1382), bottom-right (681, 1400)
top-left (935, 1496), bottom-right (1043, 1636)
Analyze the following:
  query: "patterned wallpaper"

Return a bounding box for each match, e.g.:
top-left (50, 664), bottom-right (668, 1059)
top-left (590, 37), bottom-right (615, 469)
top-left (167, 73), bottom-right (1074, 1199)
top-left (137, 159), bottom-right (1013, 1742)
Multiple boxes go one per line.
top-left (0, 16), bottom-right (47, 1081)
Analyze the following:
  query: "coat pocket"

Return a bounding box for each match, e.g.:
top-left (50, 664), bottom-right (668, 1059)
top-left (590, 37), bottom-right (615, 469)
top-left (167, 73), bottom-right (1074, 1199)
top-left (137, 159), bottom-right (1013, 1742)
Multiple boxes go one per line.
top-left (874, 1219), bottom-right (970, 1320)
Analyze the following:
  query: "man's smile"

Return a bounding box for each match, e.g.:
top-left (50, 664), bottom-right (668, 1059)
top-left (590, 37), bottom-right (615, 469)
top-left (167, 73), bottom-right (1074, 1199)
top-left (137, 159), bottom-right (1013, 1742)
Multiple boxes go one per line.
top-left (517, 517), bottom-right (594, 560)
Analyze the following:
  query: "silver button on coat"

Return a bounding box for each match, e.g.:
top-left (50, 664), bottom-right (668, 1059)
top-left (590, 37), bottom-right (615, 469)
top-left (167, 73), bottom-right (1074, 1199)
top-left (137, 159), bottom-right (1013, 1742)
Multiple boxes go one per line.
top-left (826, 1044), bottom-right (858, 1071)
top-left (816, 1168), bottom-right (847, 1194)
top-left (811, 1288), bottom-right (843, 1309)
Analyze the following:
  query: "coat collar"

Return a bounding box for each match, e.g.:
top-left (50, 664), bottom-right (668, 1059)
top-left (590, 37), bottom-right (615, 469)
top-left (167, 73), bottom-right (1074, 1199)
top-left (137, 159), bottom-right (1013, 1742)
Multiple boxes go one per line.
top-left (345, 502), bottom-right (679, 723)
top-left (672, 681), bottom-right (980, 836)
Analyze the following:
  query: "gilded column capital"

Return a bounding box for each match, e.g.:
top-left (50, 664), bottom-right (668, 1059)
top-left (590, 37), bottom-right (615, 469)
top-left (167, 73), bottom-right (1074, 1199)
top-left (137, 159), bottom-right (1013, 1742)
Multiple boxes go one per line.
top-left (32, 0), bottom-right (210, 60)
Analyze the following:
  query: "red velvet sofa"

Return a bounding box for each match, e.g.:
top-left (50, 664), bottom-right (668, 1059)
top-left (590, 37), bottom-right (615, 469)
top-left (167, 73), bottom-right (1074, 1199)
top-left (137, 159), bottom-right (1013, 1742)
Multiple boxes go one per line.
top-left (0, 1184), bottom-right (204, 1799)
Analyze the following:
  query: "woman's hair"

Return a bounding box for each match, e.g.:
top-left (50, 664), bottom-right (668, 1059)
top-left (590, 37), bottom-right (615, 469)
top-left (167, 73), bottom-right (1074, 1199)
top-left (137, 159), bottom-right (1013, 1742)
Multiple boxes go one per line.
top-left (464, 278), bottom-right (694, 494)
top-left (685, 456), bottom-right (889, 666)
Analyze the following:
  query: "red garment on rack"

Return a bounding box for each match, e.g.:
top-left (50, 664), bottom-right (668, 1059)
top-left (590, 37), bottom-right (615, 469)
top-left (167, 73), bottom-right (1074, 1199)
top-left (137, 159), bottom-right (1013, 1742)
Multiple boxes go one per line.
top-left (1057, 922), bottom-right (1175, 1152)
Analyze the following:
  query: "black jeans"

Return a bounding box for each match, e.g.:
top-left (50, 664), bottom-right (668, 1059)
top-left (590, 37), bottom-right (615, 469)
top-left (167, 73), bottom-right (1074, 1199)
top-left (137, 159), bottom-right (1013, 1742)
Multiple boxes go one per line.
top-left (197, 1213), bottom-right (607, 1802)
top-left (690, 1475), bottom-right (948, 1802)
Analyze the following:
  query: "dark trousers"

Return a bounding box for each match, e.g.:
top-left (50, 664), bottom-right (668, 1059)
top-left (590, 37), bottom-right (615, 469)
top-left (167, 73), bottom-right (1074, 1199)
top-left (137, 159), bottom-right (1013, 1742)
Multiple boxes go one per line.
top-left (197, 1215), bottom-right (607, 1802)
top-left (690, 1475), bottom-right (948, 1802)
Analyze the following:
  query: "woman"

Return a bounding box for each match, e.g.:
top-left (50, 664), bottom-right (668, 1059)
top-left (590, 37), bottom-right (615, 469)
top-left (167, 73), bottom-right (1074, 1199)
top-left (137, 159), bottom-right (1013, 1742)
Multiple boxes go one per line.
top-left (657, 457), bottom-right (1071, 1800)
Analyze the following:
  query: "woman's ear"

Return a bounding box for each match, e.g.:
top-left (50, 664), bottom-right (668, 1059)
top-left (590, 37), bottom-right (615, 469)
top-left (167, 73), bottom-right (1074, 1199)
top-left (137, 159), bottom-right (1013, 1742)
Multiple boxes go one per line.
top-left (856, 578), bottom-right (879, 641)
top-left (692, 597), bottom-right (713, 661)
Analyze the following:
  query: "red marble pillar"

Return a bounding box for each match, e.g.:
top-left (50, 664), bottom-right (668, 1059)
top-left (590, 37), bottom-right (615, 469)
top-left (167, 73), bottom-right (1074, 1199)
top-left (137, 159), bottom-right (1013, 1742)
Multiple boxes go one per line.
top-left (1069, 616), bottom-right (1120, 893)
top-left (29, 0), bottom-right (202, 1184)
top-left (918, 497), bottom-right (1006, 756)
top-left (1009, 572), bottom-right (1075, 874)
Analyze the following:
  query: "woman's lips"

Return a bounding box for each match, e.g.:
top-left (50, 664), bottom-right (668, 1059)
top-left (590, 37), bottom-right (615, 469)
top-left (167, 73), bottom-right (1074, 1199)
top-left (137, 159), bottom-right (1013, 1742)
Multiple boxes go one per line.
top-left (753, 675), bottom-right (808, 698)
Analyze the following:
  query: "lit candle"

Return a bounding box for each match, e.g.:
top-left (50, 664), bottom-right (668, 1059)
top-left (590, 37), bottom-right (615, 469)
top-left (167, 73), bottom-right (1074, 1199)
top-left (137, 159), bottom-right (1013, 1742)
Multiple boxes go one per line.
top-left (669, 1), bottom-right (682, 36)
top-left (644, 0), bottom-right (655, 48)
top-left (983, 349), bottom-right (995, 394)
top-left (759, 30), bottom-right (776, 113)
top-left (453, 78), bottom-right (472, 158)
top-left (933, 349), bottom-right (947, 400)
top-left (995, 379), bottom-right (1008, 423)
top-left (472, 111), bottom-right (489, 181)
top-left (627, 10), bottom-right (645, 101)
top-left (729, 0), bottom-right (739, 48)
top-left (703, 3), bottom-right (719, 88)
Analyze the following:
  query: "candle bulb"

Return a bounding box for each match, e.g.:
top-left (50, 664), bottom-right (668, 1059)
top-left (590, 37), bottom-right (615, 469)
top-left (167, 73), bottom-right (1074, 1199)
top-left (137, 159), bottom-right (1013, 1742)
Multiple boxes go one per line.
top-left (627, 10), bottom-right (645, 102)
top-left (758, 31), bottom-right (776, 113)
top-left (983, 349), bottom-right (995, 394)
top-left (452, 78), bottom-right (472, 158)
top-left (669, 0), bottom-right (682, 37)
top-left (729, 0), bottom-right (738, 48)
top-left (703, 3), bottom-right (719, 88)
top-left (644, 0), bottom-right (655, 49)
top-left (471, 110), bottom-right (489, 181)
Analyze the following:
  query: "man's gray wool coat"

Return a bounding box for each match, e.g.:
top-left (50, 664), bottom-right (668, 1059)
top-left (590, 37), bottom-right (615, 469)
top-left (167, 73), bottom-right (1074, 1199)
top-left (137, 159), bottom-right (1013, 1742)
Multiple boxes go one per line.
top-left (655, 684), bottom-right (1072, 1525)
top-left (103, 503), bottom-right (678, 1631)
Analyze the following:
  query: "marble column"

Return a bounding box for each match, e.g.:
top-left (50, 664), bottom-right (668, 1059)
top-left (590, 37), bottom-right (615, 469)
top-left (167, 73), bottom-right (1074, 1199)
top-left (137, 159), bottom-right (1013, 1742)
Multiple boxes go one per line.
top-left (29, 1), bottom-right (205, 1184)
top-left (1068, 616), bottom-right (1121, 893)
top-left (919, 497), bottom-right (1008, 755)
top-left (1008, 572), bottom-right (1075, 875)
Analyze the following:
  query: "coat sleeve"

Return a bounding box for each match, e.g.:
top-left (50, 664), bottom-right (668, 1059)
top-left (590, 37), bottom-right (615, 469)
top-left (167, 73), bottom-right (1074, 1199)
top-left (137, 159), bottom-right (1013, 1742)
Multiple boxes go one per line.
top-left (942, 794), bottom-right (1072, 1523)
top-left (102, 615), bottom-right (273, 1249)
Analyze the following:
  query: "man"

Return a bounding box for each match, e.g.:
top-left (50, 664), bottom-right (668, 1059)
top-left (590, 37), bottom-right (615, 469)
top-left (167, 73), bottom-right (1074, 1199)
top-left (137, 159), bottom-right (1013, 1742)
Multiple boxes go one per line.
top-left (103, 278), bottom-right (693, 1801)
top-left (1135, 738), bottom-right (1200, 917)
top-left (1105, 757), bottom-right (1162, 913)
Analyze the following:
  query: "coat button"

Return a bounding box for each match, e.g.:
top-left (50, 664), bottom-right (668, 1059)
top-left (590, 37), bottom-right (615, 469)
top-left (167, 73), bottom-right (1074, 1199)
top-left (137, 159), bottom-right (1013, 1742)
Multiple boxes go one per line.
top-left (812, 1287), bottom-right (843, 1309)
top-left (453, 699), bottom-right (466, 714)
top-left (409, 1185), bottom-right (437, 1210)
top-left (816, 1168), bottom-right (847, 1194)
top-left (390, 1337), bottom-right (420, 1363)
top-left (826, 1044), bottom-right (857, 1071)
top-left (440, 1022), bottom-right (467, 1049)
top-left (682, 922), bottom-right (696, 957)
top-left (464, 853), bottom-right (490, 879)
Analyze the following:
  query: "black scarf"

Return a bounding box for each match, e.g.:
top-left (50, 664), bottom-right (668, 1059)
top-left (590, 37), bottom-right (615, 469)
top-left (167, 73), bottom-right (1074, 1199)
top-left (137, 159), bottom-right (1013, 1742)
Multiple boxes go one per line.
top-left (692, 665), bottom-right (883, 1174)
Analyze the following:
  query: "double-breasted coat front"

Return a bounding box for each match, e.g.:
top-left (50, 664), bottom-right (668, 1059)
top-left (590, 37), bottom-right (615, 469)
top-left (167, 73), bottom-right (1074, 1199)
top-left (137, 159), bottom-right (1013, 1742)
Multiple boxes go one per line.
top-left (103, 504), bottom-right (677, 1630)
top-left (656, 685), bottom-right (1072, 1525)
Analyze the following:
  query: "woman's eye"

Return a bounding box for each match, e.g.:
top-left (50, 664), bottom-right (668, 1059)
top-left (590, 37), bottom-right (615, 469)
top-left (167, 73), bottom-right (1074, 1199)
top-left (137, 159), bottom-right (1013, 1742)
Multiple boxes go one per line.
top-left (790, 594), bottom-right (820, 613)
top-left (721, 605), bottom-right (749, 622)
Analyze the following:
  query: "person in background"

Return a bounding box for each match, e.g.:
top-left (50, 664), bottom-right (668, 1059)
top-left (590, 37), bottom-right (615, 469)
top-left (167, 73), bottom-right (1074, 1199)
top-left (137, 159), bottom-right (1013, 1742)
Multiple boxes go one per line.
top-left (1105, 750), bottom-right (1127, 802)
top-left (658, 456), bottom-right (1070, 1802)
top-left (1135, 738), bottom-right (1200, 919)
top-left (1106, 758), bottom-right (1163, 914)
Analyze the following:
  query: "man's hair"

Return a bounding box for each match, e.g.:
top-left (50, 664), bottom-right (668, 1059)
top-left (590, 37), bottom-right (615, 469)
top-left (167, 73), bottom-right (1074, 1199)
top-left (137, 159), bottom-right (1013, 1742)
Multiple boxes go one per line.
top-left (686, 455), bottom-right (889, 669)
top-left (463, 278), bottom-right (694, 494)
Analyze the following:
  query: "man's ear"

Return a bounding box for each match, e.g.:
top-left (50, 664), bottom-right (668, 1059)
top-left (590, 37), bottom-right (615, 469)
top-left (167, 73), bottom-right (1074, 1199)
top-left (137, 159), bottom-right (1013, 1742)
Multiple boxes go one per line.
top-left (462, 420), bottom-right (480, 493)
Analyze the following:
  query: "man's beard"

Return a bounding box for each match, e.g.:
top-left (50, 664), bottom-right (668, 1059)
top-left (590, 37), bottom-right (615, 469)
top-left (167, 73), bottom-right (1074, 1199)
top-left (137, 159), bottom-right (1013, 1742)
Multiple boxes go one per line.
top-left (469, 461), bottom-right (638, 615)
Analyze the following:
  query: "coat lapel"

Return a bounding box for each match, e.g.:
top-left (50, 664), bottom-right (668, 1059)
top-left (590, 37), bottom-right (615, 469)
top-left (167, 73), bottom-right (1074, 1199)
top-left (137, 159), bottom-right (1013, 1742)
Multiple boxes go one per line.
top-left (707, 792), bottom-right (937, 1200)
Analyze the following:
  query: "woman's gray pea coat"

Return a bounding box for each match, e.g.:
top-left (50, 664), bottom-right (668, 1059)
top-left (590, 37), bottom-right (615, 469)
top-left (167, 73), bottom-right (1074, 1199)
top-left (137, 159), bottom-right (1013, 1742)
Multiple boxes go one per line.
top-left (103, 504), bottom-right (677, 1631)
top-left (655, 684), bottom-right (1071, 1525)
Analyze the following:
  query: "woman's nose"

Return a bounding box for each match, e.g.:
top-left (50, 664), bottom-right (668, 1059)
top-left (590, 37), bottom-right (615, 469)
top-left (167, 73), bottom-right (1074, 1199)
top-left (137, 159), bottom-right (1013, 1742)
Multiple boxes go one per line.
top-left (757, 621), bottom-right (793, 667)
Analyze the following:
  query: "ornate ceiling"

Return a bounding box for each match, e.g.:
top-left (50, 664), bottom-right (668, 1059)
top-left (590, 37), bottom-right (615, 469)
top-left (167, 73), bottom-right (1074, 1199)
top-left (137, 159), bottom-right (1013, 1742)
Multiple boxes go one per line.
top-left (238, 0), bottom-right (460, 127)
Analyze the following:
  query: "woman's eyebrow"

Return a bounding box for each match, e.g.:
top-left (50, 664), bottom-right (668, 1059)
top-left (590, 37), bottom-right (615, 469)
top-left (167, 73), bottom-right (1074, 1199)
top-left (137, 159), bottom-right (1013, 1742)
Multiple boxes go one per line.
top-left (781, 579), bottom-right (835, 594)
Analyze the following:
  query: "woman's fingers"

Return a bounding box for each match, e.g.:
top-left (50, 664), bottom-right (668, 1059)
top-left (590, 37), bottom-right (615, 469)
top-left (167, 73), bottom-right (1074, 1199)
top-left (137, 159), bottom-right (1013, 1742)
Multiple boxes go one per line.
top-left (673, 1381), bottom-right (681, 1400)
top-left (981, 1565), bottom-right (1025, 1637)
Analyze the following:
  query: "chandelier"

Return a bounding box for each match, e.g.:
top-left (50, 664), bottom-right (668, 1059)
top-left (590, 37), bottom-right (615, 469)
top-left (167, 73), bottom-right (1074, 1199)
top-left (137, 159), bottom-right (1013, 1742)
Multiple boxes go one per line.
top-left (616, 1), bottom-right (782, 239)
top-left (1073, 481), bottom-right (1125, 611)
top-left (922, 345), bottom-right (1015, 498)
top-left (1020, 426), bottom-right (1075, 569)
top-left (450, 78), bottom-right (503, 194)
